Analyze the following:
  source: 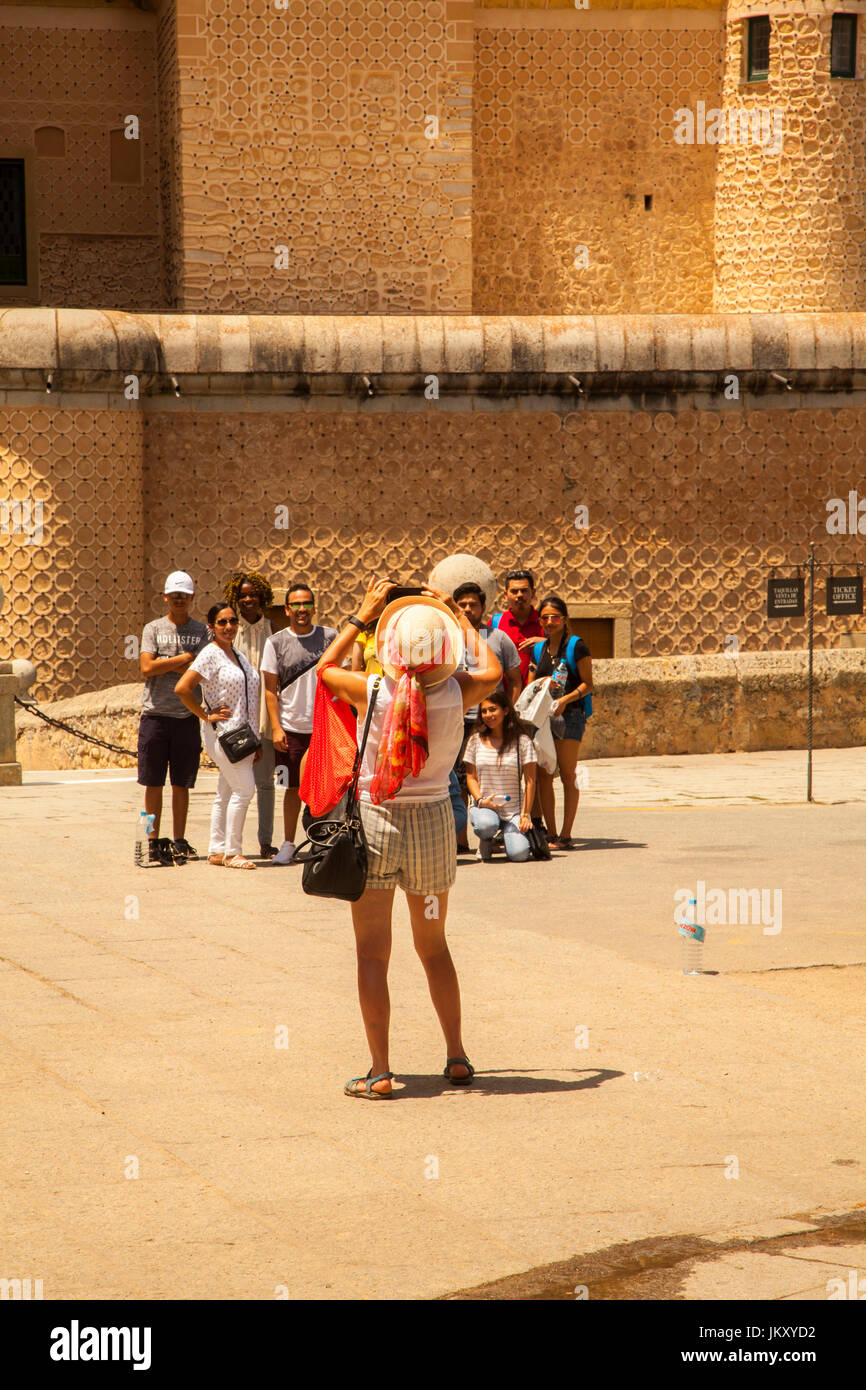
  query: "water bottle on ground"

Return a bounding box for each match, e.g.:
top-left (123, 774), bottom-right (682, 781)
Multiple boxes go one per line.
top-left (135, 811), bottom-right (156, 866)
top-left (679, 896), bottom-right (705, 974)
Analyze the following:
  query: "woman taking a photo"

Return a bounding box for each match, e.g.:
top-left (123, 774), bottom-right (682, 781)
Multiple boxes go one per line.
top-left (528, 594), bottom-right (594, 850)
top-left (463, 691), bottom-right (536, 863)
top-left (175, 603), bottom-right (262, 870)
top-left (316, 577), bottom-right (502, 1099)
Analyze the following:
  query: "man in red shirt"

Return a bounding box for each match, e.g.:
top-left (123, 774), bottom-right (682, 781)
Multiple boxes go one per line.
top-left (490, 569), bottom-right (544, 689)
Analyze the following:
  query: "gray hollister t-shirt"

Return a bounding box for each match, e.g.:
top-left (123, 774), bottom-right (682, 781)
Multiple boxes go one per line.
top-left (140, 617), bottom-right (209, 718)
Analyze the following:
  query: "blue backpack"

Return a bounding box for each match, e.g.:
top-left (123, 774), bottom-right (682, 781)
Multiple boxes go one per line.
top-left (531, 637), bottom-right (593, 719)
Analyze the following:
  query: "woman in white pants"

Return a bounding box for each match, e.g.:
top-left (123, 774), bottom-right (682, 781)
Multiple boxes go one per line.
top-left (175, 603), bottom-right (261, 869)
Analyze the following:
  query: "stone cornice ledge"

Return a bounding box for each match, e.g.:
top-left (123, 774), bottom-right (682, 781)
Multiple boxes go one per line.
top-left (1, 310), bottom-right (866, 396)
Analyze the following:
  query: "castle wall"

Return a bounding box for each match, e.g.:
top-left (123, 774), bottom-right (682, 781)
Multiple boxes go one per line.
top-left (715, 1), bottom-right (866, 311)
top-left (164, 0), bottom-right (473, 313)
top-left (0, 5), bottom-right (164, 311)
top-left (0, 407), bottom-right (145, 699)
top-left (473, 4), bottom-right (722, 314)
top-left (141, 405), bottom-right (865, 681)
top-left (2, 393), bottom-right (862, 703)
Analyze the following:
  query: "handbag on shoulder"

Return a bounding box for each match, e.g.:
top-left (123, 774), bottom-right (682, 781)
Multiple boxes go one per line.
top-left (216, 655), bottom-right (261, 764)
top-left (294, 678), bottom-right (381, 902)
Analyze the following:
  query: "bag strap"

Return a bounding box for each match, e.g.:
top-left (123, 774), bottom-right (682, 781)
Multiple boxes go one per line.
top-left (345, 676), bottom-right (381, 813)
top-left (279, 651), bottom-right (321, 693)
top-left (233, 649), bottom-right (251, 723)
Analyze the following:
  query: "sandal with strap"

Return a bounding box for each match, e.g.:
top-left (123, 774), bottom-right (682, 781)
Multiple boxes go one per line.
top-left (224, 855), bottom-right (257, 870)
top-left (344, 1069), bottom-right (394, 1099)
top-left (444, 1056), bottom-right (475, 1086)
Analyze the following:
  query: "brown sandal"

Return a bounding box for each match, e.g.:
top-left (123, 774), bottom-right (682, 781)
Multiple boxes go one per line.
top-left (207, 854), bottom-right (225, 866)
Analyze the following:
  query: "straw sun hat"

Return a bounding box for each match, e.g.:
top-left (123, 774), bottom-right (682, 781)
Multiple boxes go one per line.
top-left (374, 595), bottom-right (464, 689)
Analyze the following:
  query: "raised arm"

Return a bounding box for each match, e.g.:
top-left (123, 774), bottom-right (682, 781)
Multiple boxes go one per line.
top-left (317, 577), bottom-right (395, 715)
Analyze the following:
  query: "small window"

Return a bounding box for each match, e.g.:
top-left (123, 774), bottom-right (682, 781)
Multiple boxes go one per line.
top-left (35, 126), bottom-right (66, 158)
top-left (831, 15), bottom-right (857, 77)
top-left (0, 159), bottom-right (27, 285)
top-left (747, 16), bottom-right (771, 80)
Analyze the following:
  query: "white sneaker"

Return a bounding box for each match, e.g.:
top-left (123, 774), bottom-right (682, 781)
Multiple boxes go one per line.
top-left (270, 841), bottom-right (296, 865)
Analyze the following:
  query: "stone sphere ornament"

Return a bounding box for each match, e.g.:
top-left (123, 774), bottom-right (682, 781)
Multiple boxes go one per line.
top-left (428, 553), bottom-right (497, 609)
top-left (11, 659), bottom-right (37, 697)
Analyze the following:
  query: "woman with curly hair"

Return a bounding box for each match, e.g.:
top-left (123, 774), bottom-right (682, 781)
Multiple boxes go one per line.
top-left (221, 569), bottom-right (277, 858)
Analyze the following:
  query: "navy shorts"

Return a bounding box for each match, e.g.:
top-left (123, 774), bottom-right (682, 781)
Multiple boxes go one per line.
top-left (552, 706), bottom-right (587, 743)
top-left (137, 714), bottom-right (201, 788)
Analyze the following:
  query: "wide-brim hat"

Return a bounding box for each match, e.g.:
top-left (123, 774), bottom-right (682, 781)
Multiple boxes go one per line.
top-left (375, 595), bottom-right (464, 689)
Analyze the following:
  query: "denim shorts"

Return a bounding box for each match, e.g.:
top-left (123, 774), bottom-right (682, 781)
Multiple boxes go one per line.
top-left (551, 705), bottom-right (586, 743)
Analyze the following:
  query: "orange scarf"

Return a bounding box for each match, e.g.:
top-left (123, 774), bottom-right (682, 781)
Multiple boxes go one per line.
top-left (369, 629), bottom-right (452, 803)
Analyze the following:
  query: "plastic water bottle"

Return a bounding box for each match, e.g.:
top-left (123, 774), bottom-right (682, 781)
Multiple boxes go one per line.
top-left (134, 811), bottom-right (155, 866)
top-left (550, 658), bottom-right (569, 693)
top-left (679, 896), bottom-right (705, 974)
top-left (489, 795), bottom-right (511, 810)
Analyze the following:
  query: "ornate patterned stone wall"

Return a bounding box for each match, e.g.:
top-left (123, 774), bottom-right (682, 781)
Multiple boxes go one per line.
top-left (0, 13), bottom-right (164, 310)
top-left (141, 406), bottom-right (865, 669)
top-left (473, 18), bottom-right (721, 314)
top-left (165, 0), bottom-right (472, 312)
top-left (157, 0), bottom-right (184, 310)
top-left (0, 409), bottom-right (144, 701)
top-left (715, 2), bottom-right (866, 311)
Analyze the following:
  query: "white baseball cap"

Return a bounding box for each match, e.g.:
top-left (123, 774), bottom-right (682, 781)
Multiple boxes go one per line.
top-left (164, 571), bottom-right (195, 596)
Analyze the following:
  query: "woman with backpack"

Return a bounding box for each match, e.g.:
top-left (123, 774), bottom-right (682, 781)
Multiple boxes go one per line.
top-left (528, 594), bottom-right (594, 850)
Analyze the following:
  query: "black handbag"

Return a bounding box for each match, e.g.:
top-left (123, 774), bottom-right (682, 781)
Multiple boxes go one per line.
top-left (211, 653), bottom-right (262, 764)
top-left (517, 733), bottom-right (551, 861)
top-left (294, 678), bottom-right (381, 902)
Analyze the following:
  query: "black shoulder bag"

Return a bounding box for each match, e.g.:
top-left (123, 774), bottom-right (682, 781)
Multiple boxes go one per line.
top-left (517, 733), bottom-right (551, 862)
top-left (294, 678), bottom-right (381, 902)
top-left (214, 653), bottom-right (262, 764)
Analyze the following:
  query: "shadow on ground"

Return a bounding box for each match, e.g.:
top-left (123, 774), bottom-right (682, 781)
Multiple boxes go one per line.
top-left (393, 1068), bottom-right (624, 1100)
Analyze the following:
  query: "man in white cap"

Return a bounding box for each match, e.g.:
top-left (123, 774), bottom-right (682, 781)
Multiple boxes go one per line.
top-left (137, 571), bottom-right (209, 865)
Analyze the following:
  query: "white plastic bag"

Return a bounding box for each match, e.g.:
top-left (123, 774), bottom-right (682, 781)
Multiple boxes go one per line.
top-left (515, 677), bottom-right (558, 774)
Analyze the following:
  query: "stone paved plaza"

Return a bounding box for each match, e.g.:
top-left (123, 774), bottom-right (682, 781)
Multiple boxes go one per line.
top-left (1, 747), bottom-right (864, 1300)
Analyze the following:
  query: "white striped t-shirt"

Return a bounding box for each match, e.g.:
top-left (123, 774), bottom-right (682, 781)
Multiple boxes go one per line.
top-left (462, 732), bottom-right (536, 809)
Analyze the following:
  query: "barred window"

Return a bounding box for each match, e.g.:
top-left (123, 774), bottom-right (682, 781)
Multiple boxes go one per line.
top-left (831, 14), bottom-right (857, 77)
top-left (747, 16), bottom-right (771, 80)
top-left (0, 160), bottom-right (27, 285)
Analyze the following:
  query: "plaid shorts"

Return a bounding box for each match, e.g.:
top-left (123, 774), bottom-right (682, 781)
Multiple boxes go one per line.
top-left (359, 796), bottom-right (457, 896)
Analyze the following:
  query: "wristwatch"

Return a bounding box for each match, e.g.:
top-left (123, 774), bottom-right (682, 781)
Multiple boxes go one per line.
top-left (347, 615), bottom-right (366, 630)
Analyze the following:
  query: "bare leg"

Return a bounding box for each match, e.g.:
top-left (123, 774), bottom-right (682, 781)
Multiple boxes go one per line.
top-left (171, 786), bottom-right (190, 841)
top-left (556, 738), bottom-right (582, 839)
top-left (348, 888), bottom-right (395, 1094)
top-left (283, 787), bottom-right (301, 842)
top-left (144, 786), bottom-right (162, 839)
top-left (536, 766), bottom-right (558, 840)
top-left (406, 891), bottom-right (468, 1078)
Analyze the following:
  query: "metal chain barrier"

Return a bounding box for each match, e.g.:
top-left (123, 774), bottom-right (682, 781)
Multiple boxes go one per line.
top-left (14, 694), bottom-right (137, 758)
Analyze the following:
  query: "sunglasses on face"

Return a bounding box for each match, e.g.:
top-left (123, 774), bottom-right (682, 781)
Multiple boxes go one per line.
top-left (288, 602), bottom-right (313, 610)
top-left (215, 618), bottom-right (238, 627)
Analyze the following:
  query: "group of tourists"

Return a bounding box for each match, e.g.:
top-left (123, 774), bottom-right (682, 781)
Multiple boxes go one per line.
top-left (137, 566), bottom-right (594, 870)
top-left (135, 565), bottom-right (594, 1095)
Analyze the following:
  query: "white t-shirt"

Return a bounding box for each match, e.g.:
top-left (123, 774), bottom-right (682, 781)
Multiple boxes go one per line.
top-left (188, 644), bottom-right (260, 736)
top-left (260, 626), bottom-right (336, 735)
top-left (463, 732), bottom-right (536, 809)
top-left (357, 673), bottom-right (464, 803)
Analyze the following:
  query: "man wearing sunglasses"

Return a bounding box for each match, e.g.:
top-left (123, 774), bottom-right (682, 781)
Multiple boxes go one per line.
top-left (137, 570), bottom-right (209, 865)
top-left (261, 581), bottom-right (336, 865)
